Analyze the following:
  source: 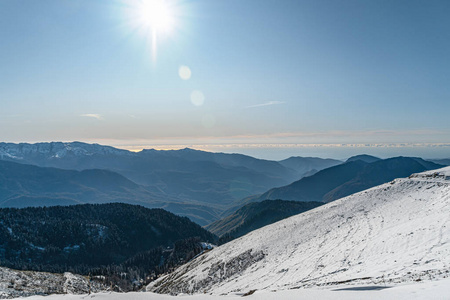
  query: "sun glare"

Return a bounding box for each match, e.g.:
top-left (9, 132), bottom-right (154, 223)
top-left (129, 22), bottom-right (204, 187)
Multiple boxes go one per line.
top-left (129, 0), bottom-right (177, 62)
top-left (139, 0), bottom-right (174, 33)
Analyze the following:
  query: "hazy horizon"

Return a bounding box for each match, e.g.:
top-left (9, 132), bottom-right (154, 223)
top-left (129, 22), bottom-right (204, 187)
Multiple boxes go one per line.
top-left (2, 140), bottom-right (449, 161)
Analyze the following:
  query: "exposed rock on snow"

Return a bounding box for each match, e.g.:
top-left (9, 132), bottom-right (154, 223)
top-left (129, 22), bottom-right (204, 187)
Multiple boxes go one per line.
top-left (150, 249), bottom-right (265, 294)
top-left (410, 167), bottom-right (450, 179)
top-left (0, 267), bottom-right (107, 299)
top-left (147, 167), bottom-right (450, 295)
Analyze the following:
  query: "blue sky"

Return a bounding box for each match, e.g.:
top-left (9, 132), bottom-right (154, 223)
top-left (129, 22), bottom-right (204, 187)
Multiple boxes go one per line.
top-left (1, 0), bottom-right (449, 159)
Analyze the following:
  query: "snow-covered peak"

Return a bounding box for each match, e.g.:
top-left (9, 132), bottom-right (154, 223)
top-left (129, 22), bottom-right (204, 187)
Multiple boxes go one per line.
top-left (147, 169), bottom-right (450, 295)
top-left (0, 142), bottom-right (132, 159)
top-left (409, 166), bottom-right (450, 180)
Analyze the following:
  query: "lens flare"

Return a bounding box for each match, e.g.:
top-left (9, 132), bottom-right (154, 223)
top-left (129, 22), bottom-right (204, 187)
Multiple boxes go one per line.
top-left (179, 65), bottom-right (192, 80)
top-left (190, 90), bottom-right (205, 106)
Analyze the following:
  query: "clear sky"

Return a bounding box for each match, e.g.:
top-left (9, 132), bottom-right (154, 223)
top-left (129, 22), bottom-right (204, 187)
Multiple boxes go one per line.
top-left (1, 0), bottom-right (449, 159)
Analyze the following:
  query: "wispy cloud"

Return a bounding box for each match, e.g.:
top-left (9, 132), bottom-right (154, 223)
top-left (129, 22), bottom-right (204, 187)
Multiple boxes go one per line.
top-left (246, 101), bottom-right (285, 108)
top-left (80, 114), bottom-right (104, 120)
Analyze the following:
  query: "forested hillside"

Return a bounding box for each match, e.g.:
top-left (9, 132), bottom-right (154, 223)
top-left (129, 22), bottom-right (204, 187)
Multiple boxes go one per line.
top-left (0, 203), bottom-right (216, 290)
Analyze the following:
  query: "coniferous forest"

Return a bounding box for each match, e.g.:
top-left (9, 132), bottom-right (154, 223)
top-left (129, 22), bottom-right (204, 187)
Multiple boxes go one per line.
top-left (0, 203), bottom-right (216, 290)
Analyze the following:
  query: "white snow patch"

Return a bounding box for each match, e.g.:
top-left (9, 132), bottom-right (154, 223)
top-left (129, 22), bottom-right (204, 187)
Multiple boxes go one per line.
top-left (63, 245), bottom-right (80, 252)
top-left (201, 243), bottom-right (215, 250)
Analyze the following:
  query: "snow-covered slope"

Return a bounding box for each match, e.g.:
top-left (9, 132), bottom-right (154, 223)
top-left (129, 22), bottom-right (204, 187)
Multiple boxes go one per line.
top-left (17, 277), bottom-right (450, 300)
top-left (147, 167), bottom-right (450, 295)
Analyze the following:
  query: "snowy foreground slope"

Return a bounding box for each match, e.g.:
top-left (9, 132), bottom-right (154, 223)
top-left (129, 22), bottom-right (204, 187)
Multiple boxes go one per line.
top-left (17, 277), bottom-right (450, 300)
top-left (147, 167), bottom-right (450, 295)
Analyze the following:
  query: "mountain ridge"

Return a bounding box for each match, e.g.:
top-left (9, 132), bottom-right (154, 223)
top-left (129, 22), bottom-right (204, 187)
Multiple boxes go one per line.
top-left (0, 142), bottom-right (342, 224)
top-left (0, 160), bottom-right (221, 225)
top-left (248, 156), bottom-right (443, 204)
top-left (346, 154), bottom-right (381, 163)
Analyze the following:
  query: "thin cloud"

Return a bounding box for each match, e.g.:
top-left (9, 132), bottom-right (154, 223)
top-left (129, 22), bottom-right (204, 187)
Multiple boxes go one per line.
top-left (115, 142), bottom-right (450, 152)
top-left (80, 114), bottom-right (104, 120)
top-left (246, 101), bottom-right (285, 108)
top-left (91, 129), bottom-right (450, 145)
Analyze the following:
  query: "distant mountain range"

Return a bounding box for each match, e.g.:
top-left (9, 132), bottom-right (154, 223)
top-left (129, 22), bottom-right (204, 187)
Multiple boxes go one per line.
top-left (0, 142), bottom-right (339, 225)
top-left (0, 159), bottom-right (143, 206)
top-left (0, 159), bottom-right (221, 225)
top-left (245, 156), bottom-right (443, 204)
top-left (0, 142), bottom-right (446, 227)
top-left (278, 156), bottom-right (341, 177)
top-left (429, 158), bottom-right (450, 166)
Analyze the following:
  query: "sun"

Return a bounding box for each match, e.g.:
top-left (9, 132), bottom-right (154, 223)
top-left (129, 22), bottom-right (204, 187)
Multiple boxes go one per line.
top-left (128, 0), bottom-right (177, 62)
top-left (138, 0), bottom-right (174, 34)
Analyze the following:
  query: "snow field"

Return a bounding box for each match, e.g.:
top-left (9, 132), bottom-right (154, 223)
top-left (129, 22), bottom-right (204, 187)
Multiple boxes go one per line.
top-left (17, 276), bottom-right (450, 300)
top-left (147, 167), bottom-right (450, 294)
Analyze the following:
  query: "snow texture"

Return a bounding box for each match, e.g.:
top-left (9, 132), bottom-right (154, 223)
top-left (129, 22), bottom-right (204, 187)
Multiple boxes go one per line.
top-left (147, 167), bottom-right (450, 295)
top-left (15, 276), bottom-right (450, 300)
